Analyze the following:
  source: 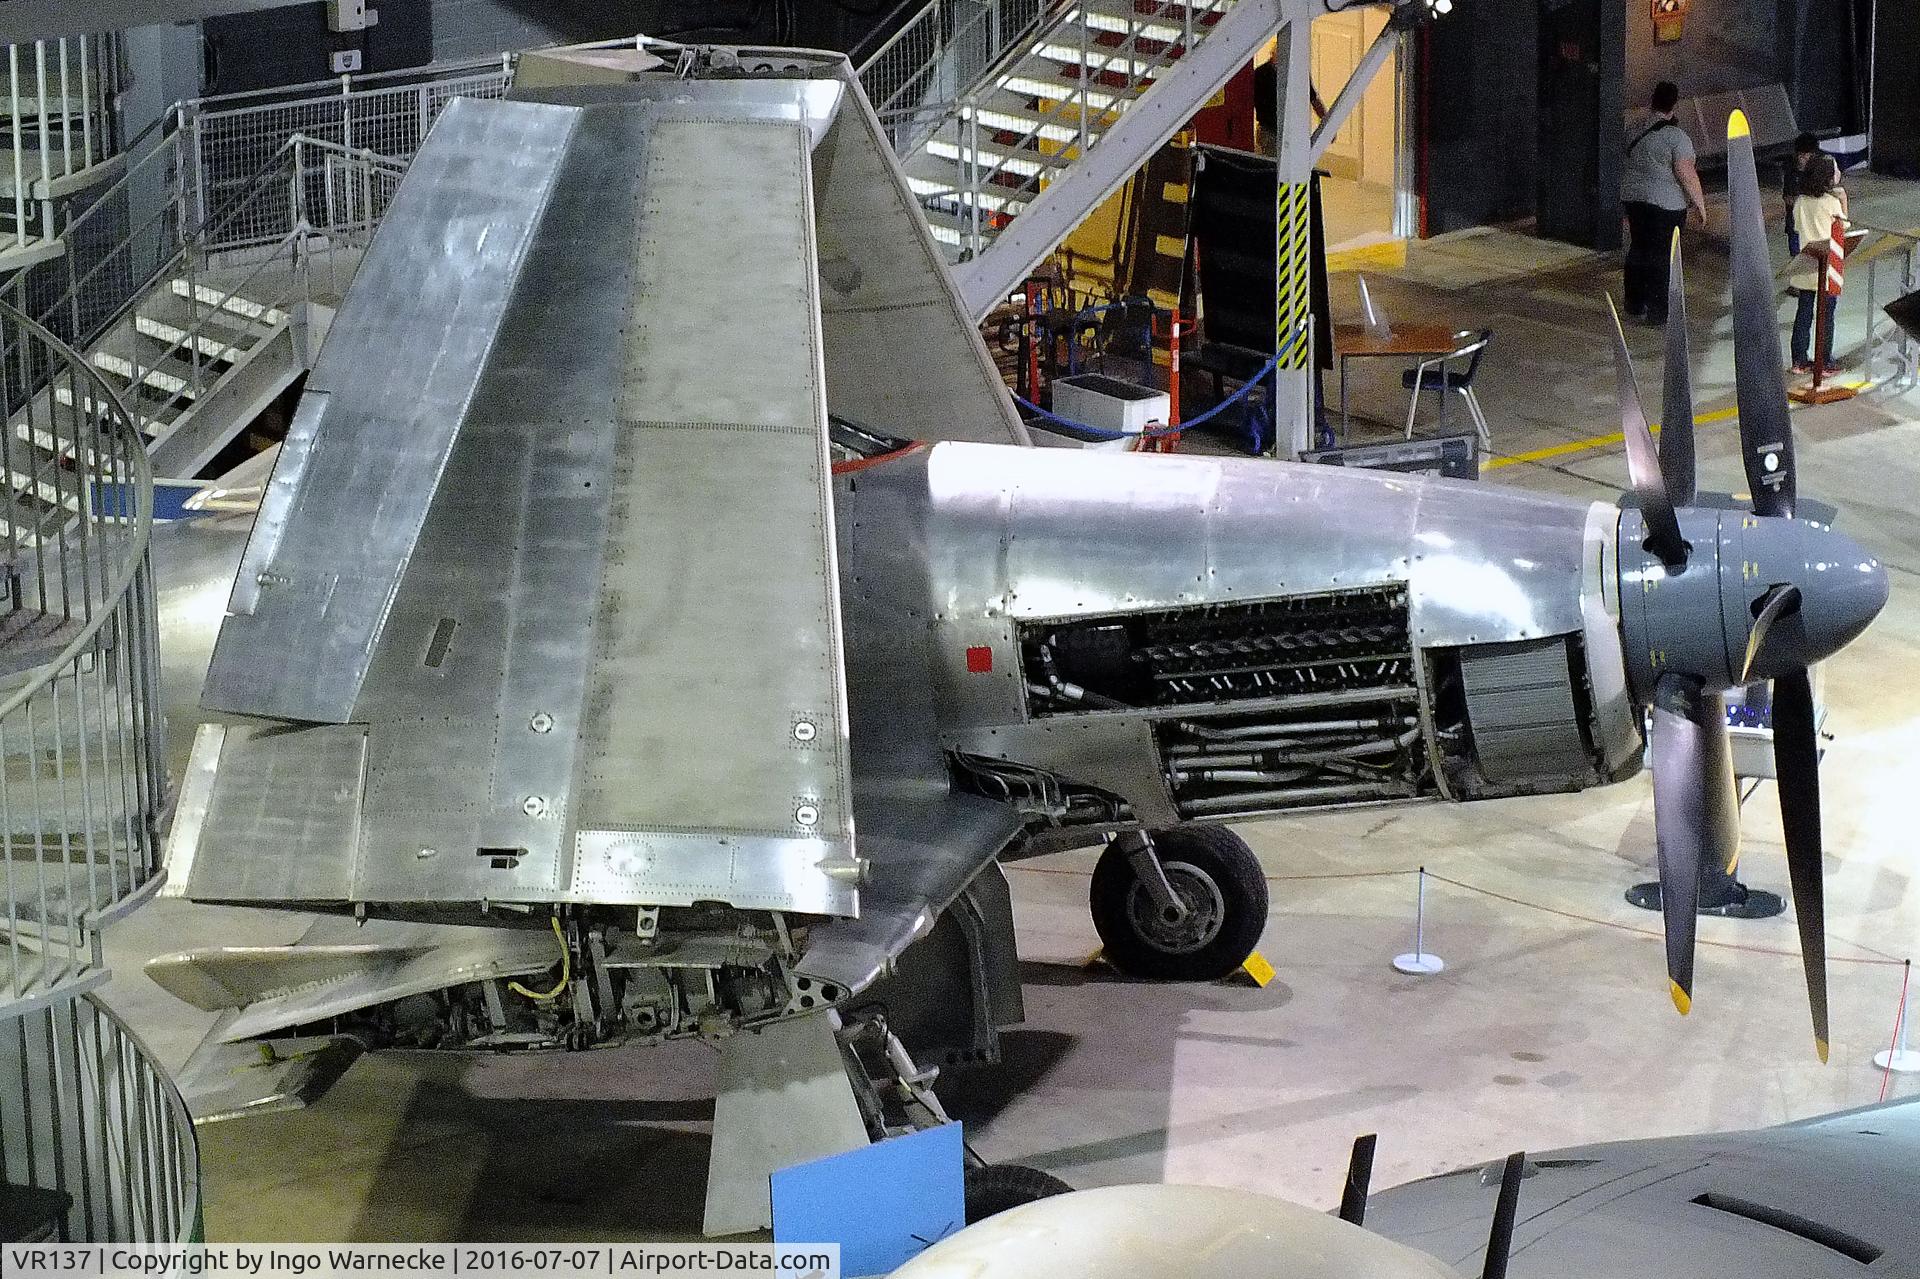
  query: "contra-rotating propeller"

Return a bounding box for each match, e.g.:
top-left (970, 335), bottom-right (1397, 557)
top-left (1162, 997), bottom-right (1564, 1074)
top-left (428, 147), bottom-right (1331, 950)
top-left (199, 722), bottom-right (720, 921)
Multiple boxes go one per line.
top-left (1605, 110), bottom-right (1888, 1060)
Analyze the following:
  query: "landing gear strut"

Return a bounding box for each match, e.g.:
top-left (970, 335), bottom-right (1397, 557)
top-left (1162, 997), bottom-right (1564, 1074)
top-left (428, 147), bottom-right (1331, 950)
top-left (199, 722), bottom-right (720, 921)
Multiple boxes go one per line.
top-left (1090, 827), bottom-right (1268, 981)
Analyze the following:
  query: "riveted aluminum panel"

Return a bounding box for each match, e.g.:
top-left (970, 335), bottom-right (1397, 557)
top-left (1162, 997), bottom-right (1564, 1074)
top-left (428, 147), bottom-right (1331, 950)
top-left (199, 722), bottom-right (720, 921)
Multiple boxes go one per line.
top-left (810, 66), bottom-right (1029, 445)
top-left (572, 831), bottom-right (850, 912)
top-left (345, 100), bottom-right (651, 905)
top-left (913, 446), bottom-right (1597, 645)
top-left (514, 71), bottom-right (848, 147)
top-left (203, 96), bottom-right (581, 725)
top-left (1405, 475), bottom-right (1595, 648)
top-left (182, 722), bottom-right (365, 903)
top-left (1579, 500), bottom-right (1643, 776)
top-left (569, 118), bottom-right (856, 917)
top-left (794, 784), bottom-right (1024, 995)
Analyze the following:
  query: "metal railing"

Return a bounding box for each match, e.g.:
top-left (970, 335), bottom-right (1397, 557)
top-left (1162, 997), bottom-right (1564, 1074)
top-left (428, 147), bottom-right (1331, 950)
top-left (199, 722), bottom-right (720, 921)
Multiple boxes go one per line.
top-left (0, 299), bottom-right (160, 1008)
top-left (1855, 222), bottom-right (1920, 393)
top-left (178, 58), bottom-right (512, 236)
top-left (0, 34), bottom-right (123, 265)
top-left (0, 133), bottom-right (402, 466)
top-left (859, 0), bottom-right (1049, 121)
top-left (905, 0), bottom-right (1226, 257)
top-left (1, 991), bottom-right (199, 1243)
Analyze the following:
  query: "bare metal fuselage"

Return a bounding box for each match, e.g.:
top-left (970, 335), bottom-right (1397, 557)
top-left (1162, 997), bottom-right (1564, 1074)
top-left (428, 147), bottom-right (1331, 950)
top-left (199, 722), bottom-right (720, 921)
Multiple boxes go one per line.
top-left (843, 441), bottom-right (1641, 838)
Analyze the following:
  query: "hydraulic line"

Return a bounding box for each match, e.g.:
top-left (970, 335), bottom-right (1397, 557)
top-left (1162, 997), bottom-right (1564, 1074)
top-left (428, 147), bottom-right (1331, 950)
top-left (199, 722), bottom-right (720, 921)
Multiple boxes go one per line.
top-left (509, 916), bottom-right (571, 1002)
top-left (1180, 781), bottom-right (1416, 814)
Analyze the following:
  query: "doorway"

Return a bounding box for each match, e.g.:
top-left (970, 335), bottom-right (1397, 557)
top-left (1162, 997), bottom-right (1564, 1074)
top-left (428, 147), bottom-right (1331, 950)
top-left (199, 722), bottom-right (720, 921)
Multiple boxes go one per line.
top-left (1309, 6), bottom-right (1407, 257)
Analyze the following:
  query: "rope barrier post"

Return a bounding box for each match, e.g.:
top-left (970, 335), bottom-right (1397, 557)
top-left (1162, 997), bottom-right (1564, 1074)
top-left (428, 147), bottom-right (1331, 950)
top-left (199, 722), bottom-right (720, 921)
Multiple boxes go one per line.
top-left (1875, 959), bottom-right (1919, 1085)
top-left (1393, 865), bottom-right (1445, 975)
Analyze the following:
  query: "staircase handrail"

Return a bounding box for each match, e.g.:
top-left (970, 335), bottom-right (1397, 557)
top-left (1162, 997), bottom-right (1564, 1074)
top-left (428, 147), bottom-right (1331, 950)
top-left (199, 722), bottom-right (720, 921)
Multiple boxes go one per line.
top-left (123, 220), bottom-right (325, 452)
top-left (25, 133), bottom-right (401, 372)
top-left (911, 0), bottom-right (1075, 114)
top-left (177, 52), bottom-right (511, 118)
top-left (932, 2), bottom-right (1198, 229)
top-left (0, 301), bottom-right (153, 710)
top-left (0, 294), bottom-right (161, 1001)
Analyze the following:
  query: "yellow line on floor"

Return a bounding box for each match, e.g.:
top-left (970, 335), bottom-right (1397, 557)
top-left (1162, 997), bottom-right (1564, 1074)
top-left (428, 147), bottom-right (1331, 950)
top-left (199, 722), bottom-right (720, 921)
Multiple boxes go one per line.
top-left (1483, 405), bottom-right (1739, 471)
top-left (1483, 380), bottom-right (1874, 471)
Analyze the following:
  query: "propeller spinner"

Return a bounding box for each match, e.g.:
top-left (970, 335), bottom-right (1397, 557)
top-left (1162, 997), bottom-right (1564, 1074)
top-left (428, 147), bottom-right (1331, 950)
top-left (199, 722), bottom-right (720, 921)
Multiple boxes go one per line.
top-left (1609, 110), bottom-right (1889, 1059)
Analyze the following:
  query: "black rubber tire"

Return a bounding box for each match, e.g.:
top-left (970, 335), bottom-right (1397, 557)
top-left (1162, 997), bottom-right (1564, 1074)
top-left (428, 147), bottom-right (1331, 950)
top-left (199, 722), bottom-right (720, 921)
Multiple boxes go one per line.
top-left (1090, 825), bottom-right (1269, 982)
top-left (963, 1163), bottom-right (1073, 1224)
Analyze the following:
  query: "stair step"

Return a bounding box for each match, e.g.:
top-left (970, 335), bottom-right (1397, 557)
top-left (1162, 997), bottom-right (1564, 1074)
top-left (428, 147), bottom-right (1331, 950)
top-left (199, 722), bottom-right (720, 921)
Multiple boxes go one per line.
top-left (134, 295), bottom-right (269, 364)
top-left (970, 83), bottom-right (1129, 148)
top-left (167, 279), bottom-right (290, 328)
top-left (88, 350), bottom-right (200, 402)
top-left (48, 388), bottom-right (168, 439)
top-left (0, 146), bottom-right (108, 197)
top-left (2, 466), bottom-right (84, 517)
top-left (0, 87), bottom-right (98, 122)
top-left (8, 422), bottom-right (115, 468)
top-left (922, 136), bottom-right (1074, 180)
top-left (897, 0), bottom-right (1243, 264)
top-left (1077, 0), bottom-right (1229, 45)
top-left (1000, 71), bottom-right (1137, 114)
top-left (907, 175), bottom-right (1035, 217)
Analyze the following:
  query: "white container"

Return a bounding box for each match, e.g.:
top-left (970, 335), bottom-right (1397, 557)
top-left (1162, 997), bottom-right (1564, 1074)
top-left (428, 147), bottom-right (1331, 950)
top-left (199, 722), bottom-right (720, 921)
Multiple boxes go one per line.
top-left (1051, 373), bottom-right (1170, 449)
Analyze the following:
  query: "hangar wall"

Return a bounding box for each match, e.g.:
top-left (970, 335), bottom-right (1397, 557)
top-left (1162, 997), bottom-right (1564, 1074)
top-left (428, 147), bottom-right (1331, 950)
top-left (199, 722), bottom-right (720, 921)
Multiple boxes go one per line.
top-left (1420, 0), bottom-right (1539, 237)
top-left (198, 0), bottom-right (899, 92)
top-left (1622, 0), bottom-right (1779, 108)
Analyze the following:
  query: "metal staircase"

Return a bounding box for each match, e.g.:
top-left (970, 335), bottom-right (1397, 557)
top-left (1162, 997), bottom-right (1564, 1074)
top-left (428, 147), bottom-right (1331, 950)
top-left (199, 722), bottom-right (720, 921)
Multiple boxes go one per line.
top-left (883, 0), bottom-right (1282, 317)
top-left (0, 35), bottom-right (124, 273)
top-left (0, 298), bottom-right (198, 1246)
top-left (0, 133), bottom-right (400, 545)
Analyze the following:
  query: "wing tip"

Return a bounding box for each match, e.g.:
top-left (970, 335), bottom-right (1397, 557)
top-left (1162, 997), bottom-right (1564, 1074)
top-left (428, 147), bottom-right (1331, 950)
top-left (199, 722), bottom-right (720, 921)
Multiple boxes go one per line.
top-left (1728, 109), bottom-right (1751, 140)
top-left (1670, 980), bottom-right (1693, 1016)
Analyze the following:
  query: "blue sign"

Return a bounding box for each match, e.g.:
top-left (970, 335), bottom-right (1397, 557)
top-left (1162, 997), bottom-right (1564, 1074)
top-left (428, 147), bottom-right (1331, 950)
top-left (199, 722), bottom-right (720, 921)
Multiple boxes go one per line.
top-left (771, 1123), bottom-right (966, 1278)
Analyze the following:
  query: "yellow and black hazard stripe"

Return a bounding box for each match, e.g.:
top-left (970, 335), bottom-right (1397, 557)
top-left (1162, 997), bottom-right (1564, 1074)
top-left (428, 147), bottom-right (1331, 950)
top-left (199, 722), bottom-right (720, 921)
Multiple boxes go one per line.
top-left (1274, 179), bottom-right (1312, 369)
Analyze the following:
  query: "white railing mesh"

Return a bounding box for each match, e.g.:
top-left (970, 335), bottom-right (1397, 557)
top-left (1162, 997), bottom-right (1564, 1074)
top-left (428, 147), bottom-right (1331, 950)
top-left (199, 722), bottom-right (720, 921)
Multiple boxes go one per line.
top-left (182, 68), bottom-right (510, 250)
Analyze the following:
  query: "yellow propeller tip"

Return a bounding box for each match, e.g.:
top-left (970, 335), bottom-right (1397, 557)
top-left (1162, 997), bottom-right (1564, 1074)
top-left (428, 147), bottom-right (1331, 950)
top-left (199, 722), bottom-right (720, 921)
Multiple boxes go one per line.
top-left (1669, 981), bottom-right (1693, 1016)
top-left (1725, 853), bottom-right (1740, 875)
top-left (1728, 109), bottom-right (1751, 139)
top-left (1816, 1037), bottom-right (1831, 1064)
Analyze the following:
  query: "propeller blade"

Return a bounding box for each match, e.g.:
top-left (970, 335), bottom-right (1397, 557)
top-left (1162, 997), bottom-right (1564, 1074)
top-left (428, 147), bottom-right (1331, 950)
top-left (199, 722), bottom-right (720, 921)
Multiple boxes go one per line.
top-left (1608, 296), bottom-right (1687, 564)
top-left (1661, 230), bottom-right (1698, 504)
top-left (1338, 1133), bottom-right (1377, 1226)
top-left (1651, 674), bottom-right (1742, 1011)
top-left (1739, 583), bottom-right (1804, 683)
top-left (1726, 111), bottom-right (1797, 518)
top-left (1481, 1152), bottom-right (1527, 1279)
top-left (1773, 669), bottom-right (1830, 1061)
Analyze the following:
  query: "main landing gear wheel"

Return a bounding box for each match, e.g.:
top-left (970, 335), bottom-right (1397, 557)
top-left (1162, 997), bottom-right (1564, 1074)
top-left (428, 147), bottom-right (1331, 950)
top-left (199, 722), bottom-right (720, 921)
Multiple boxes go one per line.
top-left (963, 1164), bottom-right (1073, 1224)
top-left (1090, 826), bottom-right (1268, 982)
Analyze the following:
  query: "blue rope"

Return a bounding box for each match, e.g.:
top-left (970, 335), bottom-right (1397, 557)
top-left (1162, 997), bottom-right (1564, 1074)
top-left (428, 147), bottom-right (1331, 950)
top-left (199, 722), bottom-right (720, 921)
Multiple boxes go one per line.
top-left (1012, 352), bottom-right (1283, 441)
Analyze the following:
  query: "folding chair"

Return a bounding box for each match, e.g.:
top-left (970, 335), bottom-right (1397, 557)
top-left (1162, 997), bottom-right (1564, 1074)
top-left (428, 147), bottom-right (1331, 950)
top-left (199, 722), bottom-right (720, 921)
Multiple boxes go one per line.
top-left (1402, 329), bottom-right (1493, 446)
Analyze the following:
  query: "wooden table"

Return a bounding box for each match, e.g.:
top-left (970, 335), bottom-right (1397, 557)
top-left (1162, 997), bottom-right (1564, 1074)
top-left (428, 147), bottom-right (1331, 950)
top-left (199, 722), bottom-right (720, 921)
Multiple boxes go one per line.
top-left (1332, 322), bottom-right (1466, 439)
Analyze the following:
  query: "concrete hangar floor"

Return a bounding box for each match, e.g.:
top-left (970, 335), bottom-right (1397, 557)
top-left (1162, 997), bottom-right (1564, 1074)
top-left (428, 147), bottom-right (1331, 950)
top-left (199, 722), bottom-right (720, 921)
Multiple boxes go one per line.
top-left (99, 176), bottom-right (1920, 1242)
